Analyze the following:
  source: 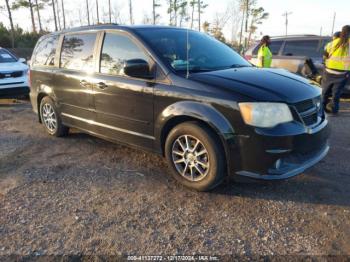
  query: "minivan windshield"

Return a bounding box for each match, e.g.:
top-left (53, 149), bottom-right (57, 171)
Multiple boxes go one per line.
top-left (136, 28), bottom-right (251, 73)
top-left (0, 49), bottom-right (17, 63)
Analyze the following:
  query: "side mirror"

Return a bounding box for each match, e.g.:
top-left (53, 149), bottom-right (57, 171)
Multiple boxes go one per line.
top-left (124, 59), bottom-right (153, 79)
top-left (18, 58), bottom-right (26, 64)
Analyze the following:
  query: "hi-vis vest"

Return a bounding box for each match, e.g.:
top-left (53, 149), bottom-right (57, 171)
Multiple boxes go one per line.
top-left (257, 44), bottom-right (272, 68)
top-left (325, 38), bottom-right (350, 71)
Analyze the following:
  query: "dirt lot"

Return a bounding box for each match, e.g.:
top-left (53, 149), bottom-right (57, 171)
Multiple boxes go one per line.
top-left (0, 99), bottom-right (350, 258)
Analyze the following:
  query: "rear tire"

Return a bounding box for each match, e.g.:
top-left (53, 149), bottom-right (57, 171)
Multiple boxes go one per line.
top-left (40, 96), bottom-right (69, 137)
top-left (165, 121), bottom-right (226, 191)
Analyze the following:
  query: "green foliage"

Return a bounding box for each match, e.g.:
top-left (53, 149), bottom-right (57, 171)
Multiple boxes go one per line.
top-left (0, 23), bottom-right (45, 48)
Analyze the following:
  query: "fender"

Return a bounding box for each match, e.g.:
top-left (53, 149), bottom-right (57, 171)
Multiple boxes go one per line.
top-left (35, 84), bottom-right (57, 122)
top-left (155, 101), bottom-right (240, 174)
top-left (156, 101), bottom-right (235, 138)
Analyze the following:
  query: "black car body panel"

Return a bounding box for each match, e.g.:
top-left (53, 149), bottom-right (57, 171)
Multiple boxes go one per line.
top-left (29, 25), bottom-right (330, 181)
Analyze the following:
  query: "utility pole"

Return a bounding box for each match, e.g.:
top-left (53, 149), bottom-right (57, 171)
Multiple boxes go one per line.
top-left (86, 0), bottom-right (90, 25)
top-left (282, 11), bottom-right (292, 36)
top-left (108, 0), bottom-right (112, 23)
top-left (331, 12), bottom-right (336, 35)
top-left (320, 26), bottom-right (323, 36)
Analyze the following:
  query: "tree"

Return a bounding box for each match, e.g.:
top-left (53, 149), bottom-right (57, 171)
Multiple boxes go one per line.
top-left (95, 0), bottom-right (99, 24)
top-left (12, 0), bottom-right (37, 33)
top-left (34, 0), bottom-right (42, 32)
top-left (55, 0), bottom-right (61, 30)
top-left (108, 0), bottom-right (111, 23)
top-left (152, 0), bottom-right (161, 25)
top-left (167, 0), bottom-right (188, 27)
top-left (178, 0), bottom-right (188, 27)
top-left (4, 0), bottom-right (15, 47)
top-left (167, 0), bottom-right (172, 25)
top-left (61, 0), bottom-right (66, 29)
top-left (51, 0), bottom-right (58, 31)
top-left (86, 0), bottom-right (90, 25)
top-left (189, 0), bottom-right (196, 29)
top-left (197, 0), bottom-right (207, 31)
top-left (247, 7), bottom-right (268, 44)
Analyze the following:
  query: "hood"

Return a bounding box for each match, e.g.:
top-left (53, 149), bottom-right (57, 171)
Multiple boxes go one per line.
top-left (189, 67), bottom-right (321, 103)
top-left (0, 61), bottom-right (28, 72)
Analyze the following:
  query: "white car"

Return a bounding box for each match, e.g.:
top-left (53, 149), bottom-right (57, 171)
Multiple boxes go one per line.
top-left (0, 48), bottom-right (29, 97)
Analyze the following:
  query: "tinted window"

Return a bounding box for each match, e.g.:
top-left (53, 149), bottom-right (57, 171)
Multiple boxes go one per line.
top-left (100, 33), bottom-right (148, 76)
top-left (252, 41), bottom-right (283, 56)
top-left (60, 33), bottom-right (96, 71)
top-left (269, 41), bottom-right (284, 55)
top-left (33, 35), bottom-right (59, 66)
top-left (282, 40), bottom-right (321, 57)
top-left (137, 28), bottom-right (251, 73)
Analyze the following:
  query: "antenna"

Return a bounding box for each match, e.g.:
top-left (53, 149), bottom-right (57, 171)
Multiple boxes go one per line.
top-left (186, 27), bottom-right (190, 79)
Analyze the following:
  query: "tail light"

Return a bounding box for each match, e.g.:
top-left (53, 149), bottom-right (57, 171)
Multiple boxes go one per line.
top-left (244, 55), bottom-right (252, 61)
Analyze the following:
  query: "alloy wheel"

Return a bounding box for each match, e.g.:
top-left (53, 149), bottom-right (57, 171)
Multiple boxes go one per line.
top-left (41, 103), bottom-right (57, 133)
top-left (171, 135), bottom-right (210, 182)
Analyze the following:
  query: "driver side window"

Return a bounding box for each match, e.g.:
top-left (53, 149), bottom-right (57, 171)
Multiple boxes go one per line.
top-left (100, 33), bottom-right (149, 76)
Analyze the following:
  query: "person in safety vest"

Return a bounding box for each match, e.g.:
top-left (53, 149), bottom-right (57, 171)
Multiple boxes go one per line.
top-left (323, 31), bottom-right (341, 63)
top-left (322, 25), bottom-right (350, 114)
top-left (257, 35), bottom-right (272, 68)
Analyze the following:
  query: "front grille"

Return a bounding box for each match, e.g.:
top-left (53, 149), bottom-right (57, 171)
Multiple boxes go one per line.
top-left (302, 112), bottom-right (318, 126)
top-left (293, 97), bottom-right (321, 127)
top-left (294, 99), bottom-right (315, 113)
top-left (0, 71), bottom-right (23, 79)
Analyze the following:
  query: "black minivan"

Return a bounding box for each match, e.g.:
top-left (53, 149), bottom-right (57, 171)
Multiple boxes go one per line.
top-left (29, 25), bottom-right (330, 191)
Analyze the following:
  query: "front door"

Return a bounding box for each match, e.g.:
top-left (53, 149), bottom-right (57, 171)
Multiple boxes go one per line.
top-left (93, 31), bottom-right (154, 149)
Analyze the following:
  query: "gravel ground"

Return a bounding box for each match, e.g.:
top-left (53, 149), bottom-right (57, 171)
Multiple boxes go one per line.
top-left (0, 99), bottom-right (350, 258)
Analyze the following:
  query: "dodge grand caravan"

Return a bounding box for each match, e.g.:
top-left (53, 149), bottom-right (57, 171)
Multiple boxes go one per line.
top-left (29, 25), bottom-right (330, 191)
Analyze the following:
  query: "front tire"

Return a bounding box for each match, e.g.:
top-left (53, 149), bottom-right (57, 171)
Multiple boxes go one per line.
top-left (40, 96), bottom-right (69, 137)
top-left (165, 121), bottom-right (226, 191)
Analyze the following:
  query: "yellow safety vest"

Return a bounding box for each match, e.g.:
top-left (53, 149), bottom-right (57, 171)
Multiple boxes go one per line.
top-left (325, 38), bottom-right (350, 71)
top-left (257, 44), bottom-right (272, 68)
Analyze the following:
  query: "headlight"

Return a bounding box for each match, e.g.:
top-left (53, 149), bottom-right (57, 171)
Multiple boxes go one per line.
top-left (239, 102), bottom-right (293, 128)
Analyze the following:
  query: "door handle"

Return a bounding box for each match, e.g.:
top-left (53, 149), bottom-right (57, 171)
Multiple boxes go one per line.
top-left (80, 80), bottom-right (91, 88)
top-left (96, 82), bottom-right (107, 89)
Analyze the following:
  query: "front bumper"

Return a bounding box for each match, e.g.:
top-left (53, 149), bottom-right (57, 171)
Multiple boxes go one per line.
top-left (234, 119), bottom-right (330, 180)
top-left (236, 143), bottom-right (329, 180)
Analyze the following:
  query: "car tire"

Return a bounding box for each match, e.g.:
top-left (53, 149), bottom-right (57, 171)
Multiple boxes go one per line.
top-left (40, 96), bottom-right (69, 137)
top-left (165, 121), bottom-right (226, 191)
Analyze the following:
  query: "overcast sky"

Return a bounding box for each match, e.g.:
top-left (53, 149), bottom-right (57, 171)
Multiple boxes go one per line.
top-left (1, 0), bottom-right (349, 41)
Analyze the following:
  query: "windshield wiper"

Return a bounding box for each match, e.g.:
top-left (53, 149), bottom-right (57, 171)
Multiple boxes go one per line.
top-left (227, 64), bottom-right (250, 68)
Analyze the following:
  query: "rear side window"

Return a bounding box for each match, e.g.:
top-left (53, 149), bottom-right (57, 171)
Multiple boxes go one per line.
top-left (252, 41), bottom-right (283, 56)
top-left (60, 33), bottom-right (97, 71)
top-left (282, 40), bottom-right (321, 57)
top-left (32, 35), bottom-right (59, 66)
top-left (100, 33), bottom-right (148, 76)
top-left (269, 41), bottom-right (284, 55)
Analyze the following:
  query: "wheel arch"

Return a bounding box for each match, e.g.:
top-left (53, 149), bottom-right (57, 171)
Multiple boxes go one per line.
top-left (156, 101), bottom-right (237, 172)
top-left (37, 88), bottom-right (56, 123)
